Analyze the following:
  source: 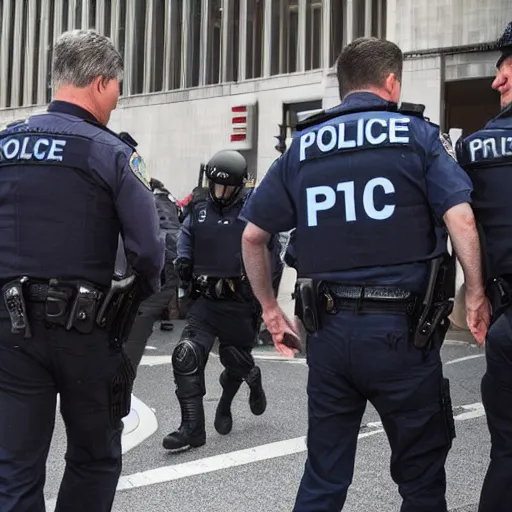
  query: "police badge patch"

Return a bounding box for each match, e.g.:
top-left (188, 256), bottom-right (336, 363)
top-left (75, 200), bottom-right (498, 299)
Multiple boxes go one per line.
top-left (129, 152), bottom-right (151, 189)
top-left (440, 133), bottom-right (456, 160)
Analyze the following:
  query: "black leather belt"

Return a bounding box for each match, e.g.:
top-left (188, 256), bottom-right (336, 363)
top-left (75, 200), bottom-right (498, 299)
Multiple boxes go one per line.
top-left (324, 283), bottom-right (417, 314)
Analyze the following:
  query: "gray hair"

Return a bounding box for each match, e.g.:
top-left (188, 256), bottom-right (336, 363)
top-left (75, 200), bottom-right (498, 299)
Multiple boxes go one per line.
top-left (51, 29), bottom-right (123, 90)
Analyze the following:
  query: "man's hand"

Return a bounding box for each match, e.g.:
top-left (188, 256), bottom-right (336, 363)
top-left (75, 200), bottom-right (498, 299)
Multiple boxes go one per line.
top-left (262, 304), bottom-right (301, 358)
top-left (465, 287), bottom-right (491, 345)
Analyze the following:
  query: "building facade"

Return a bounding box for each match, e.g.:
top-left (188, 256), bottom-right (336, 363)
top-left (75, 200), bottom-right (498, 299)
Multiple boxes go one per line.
top-left (0, 0), bottom-right (510, 198)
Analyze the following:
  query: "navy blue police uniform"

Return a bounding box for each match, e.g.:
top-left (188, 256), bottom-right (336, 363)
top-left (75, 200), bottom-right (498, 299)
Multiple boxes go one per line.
top-left (0, 100), bottom-right (164, 512)
top-left (456, 101), bottom-right (512, 512)
top-left (241, 92), bottom-right (473, 512)
top-left (163, 150), bottom-right (279, 451)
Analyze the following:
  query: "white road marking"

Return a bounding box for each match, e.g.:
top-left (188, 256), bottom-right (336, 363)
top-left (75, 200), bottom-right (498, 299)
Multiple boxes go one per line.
top-left (117, 429), bottom-right (385, 491)
top-left (445, 354), bottom-right (485, 366)
top-left (145, 346), bottom-right (158, 350)
top-left (139, 355), bottom-right (173, 366)
top-left (122, 396), bottom-right (159, 454)
top-left (116, 400), bottom-right (487, 492)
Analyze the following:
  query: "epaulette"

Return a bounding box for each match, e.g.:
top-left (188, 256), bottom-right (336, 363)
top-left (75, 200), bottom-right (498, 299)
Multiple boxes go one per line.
top-left (397, 102), bottom-right (426, 119)
top-left (83, 119), bottom-right (139, 150)
top-left (119, 131), bottom-right (138, 148)
top-left (1, 118), bottom-right (27, 132)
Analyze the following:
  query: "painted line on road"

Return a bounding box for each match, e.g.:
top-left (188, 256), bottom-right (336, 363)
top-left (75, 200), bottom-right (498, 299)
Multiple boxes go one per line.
top-left (140, 355), bottom-right (173, 366)
top-left (117, 428), bottom-right (385, 491)
top-left (122, 396), bottom-right (159, 454)
top-left (116, 400), bottom-right (487, 491)
top-left (445, 354), bottom-right (485, 366)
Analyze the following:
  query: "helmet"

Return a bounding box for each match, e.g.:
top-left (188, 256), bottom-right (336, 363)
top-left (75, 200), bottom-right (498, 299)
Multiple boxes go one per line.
top-left (204, 150), bottom-right (248, 207)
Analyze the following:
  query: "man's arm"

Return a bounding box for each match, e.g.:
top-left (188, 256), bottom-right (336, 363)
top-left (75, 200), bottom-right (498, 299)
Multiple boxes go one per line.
top-left (443, 203), bottom-right (484, 294)
top-left (115, 157), bottom-right (164, 297)
top-left (242, 223), bottom-right (276, 310)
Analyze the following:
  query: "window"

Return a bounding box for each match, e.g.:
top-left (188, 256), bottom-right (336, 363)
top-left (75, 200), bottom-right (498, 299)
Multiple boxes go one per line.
top-left (305, 0), bottom-right (322, 71)
top-left (330, 0), bottom-right (343, 66)
top-left (206, 0), bottom-right (222, 85)
top-left (190, 0), bottom-right (202, 87)
top-left (270, 0), bottom-right (299, 75)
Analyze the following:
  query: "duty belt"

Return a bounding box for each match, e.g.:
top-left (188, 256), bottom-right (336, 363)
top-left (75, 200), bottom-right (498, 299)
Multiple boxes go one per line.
top-left (323, 283), bottom-right (418, 315)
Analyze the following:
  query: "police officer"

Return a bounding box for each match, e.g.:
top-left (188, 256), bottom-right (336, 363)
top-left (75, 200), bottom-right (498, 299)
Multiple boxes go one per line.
top-left (0, 30), bottom-right (164, 512)
top-left (456, 22), bottom-right (512, 512)
top-left (124, 177), bottom-right (181, 372)
top-left (241, 37), bottom-right (489, 511)
top-left (162, 150), bottom-right (274, 452)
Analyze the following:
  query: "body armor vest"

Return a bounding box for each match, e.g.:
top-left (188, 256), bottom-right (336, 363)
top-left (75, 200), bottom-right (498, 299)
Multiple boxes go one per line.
top-left (0, 121), bottom-right (120, 286)
top-left (192, 196), bottom-right (247, 277)
top-left (294, 107), bottom-right (442, 275)
top-left (457, 117), bottom-right (512, 279)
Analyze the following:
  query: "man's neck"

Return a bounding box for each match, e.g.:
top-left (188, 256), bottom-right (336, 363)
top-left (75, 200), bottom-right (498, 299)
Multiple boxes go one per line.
top-left (53, 88), bottom-right (100, 122)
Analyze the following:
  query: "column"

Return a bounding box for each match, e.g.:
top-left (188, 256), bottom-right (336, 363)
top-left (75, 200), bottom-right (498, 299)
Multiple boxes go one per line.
top-left (163, 0), bottom-right (174, 90)
top-left (263, 0), bottom-right (272, 76)
top-left (0, 0), bottom-right (13, 107)
top-left (110, 0), bottom-right (121, 48)
top-left (68, 0), bottom-right (77, 29)
top-left (221, 0), bottom-right (231, 82)
top-left (365, 0), bottom-right (372, 36)
top-left (345, 0), bottom-right (354, 45)
top-left (199, 0), bottom-right (209, 86)
top-left (54, 0), bottom-right (64, 39)
top-left (238, 0), bottom-right (247, 81)
top-left (10, 0), bottom-right (24, 107)
top-left (82, 0), bottom-right (91, 28)
top-left (37, 0), bottom-right (51, 104)
top-left (297, 0), bottom-right (306, 72)
top-left (96, 0), bottom-right (106, 33)
top-left (143, 0), bottom-right (155, 93)
top-left (124, 1), bottom-right (136, 96)
top-left (181, 0), bottom-right (191, 88)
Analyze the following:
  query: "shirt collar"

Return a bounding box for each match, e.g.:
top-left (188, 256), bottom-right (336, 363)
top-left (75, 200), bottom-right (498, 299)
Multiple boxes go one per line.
top-left (47, 100), bottom-right (99, 123)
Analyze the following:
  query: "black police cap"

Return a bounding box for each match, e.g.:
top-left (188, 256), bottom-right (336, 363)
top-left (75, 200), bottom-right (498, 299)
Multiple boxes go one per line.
top-left (205, 150), bottom-right (248, 186)
top-left (496, 21), bottom-right (512, 68)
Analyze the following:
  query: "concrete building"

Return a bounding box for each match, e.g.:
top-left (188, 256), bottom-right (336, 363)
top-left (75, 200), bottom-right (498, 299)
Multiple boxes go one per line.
top-left (0, 0), bottom-right (510, 199)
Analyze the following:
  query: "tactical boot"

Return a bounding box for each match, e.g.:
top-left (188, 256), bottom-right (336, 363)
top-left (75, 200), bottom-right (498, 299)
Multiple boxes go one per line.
top-left (246, 366), bottom-right (266, 416)
top-left (214, 370), bottom-right (243, 435)
top-left (162, 397), bottom-right (206, 451)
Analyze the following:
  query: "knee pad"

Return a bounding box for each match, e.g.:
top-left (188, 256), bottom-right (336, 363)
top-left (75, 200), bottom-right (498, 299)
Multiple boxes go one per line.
top-left (172, 339), bottom-right (203, 376)
top-left (219, 345), bottom-right (254, 377)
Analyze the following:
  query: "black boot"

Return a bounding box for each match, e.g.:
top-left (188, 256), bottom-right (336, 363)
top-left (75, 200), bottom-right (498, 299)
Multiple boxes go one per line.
top-left (214, 370), bottom-right (243, 435)
top-left (162, 397), bottom-right (206, 451)
top-left (246, 366), bottom-right (266, 416)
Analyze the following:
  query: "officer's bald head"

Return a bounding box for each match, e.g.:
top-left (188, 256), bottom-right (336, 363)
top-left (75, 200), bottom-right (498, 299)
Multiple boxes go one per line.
top-left (336, 38), bottom-right (403, 103)
top-left (51, 30), bottom-right (123, 124)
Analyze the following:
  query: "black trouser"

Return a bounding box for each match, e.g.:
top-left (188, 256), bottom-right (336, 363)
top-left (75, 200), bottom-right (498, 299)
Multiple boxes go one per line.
top-left (0, 302), bottom-right (134, 512)
top-left (479, 306), bottom-right (512, 512)
top-left (124, 286), bottom-right (176, 372)
top-left (174, 296), bottom-right (259, 401)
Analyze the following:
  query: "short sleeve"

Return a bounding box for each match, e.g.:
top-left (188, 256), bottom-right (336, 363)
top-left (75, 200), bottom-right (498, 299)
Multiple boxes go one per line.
top-left (240, 153), bottom-right (297, 234)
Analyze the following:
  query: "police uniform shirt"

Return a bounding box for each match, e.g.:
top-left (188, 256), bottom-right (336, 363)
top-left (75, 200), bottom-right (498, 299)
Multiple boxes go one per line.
top-left (0, 100), bottom-right (164, 294)
top-left (241, 92), bottom-right (473, 293)
top-left (456, 104), bottom-right (512, 278)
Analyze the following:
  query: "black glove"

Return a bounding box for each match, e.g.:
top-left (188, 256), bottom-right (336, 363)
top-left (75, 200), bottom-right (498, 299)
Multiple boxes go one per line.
top-left (174, 257), bottom-right (193, 283)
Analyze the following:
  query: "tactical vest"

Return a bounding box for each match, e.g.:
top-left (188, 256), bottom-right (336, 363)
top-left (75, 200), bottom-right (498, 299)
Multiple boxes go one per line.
top-left (192, 195), bottom-right (248, 277)
top-left (456, 123), bottom-right (512, 279)
top-left (294, 105), bottom-right (441, 275)
top-left (0, 122), bottom-right (120, 286)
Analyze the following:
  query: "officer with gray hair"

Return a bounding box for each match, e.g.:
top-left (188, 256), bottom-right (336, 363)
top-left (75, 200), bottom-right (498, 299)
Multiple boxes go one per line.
top-left (0, 30), bottom-right (163, 511)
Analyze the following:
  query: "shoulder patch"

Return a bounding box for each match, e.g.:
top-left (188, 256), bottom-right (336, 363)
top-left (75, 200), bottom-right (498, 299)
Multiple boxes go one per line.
top-left (440, 132), bottom-right (456, 160)
top-left (129, 152), bottom-right (151, 189)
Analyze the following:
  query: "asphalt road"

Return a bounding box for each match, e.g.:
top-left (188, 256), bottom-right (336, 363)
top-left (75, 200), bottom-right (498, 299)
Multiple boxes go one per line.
top-left (41, 317), bottom-right (491, 512)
